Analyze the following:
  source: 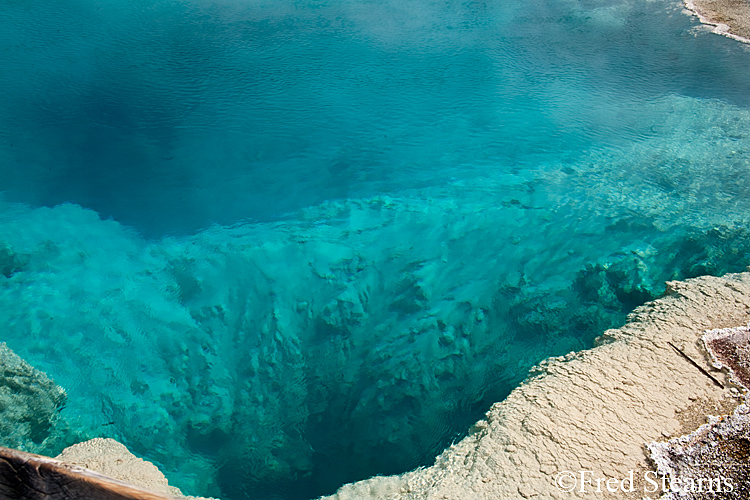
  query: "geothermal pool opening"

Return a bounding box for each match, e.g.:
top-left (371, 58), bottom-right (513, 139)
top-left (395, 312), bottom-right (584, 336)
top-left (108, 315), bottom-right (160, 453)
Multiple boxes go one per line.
top-left (2, 0), bottom-right (750, 498)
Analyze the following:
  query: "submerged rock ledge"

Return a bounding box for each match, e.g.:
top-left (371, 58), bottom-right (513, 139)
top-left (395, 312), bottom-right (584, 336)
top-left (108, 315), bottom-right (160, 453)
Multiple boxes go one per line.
top-left (323, 272), bottom-right (750, 500)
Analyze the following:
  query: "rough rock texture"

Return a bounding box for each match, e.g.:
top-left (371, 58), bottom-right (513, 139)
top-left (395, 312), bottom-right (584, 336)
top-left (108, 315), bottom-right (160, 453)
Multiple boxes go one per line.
top-left (643, 324), bottom-right (750, 499)
top-left (55, 438), bottom-right (184, 497)
top-left (684, 0), bottom-right (750, 43)
top-left (0, 342), bottom-right (68, 451)
top-left (648, 404), bottom-right (750, 499)
top-left (322, 272), bottom-right (750, 500)
top-left (704, 325), bottom-right (750, 390)
top-left (54, 438), bottom-right (218, 500)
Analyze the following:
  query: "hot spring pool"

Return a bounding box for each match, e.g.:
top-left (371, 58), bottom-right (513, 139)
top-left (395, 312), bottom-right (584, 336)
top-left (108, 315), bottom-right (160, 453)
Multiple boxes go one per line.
top-left (2, 0), bottom-right (750, 498)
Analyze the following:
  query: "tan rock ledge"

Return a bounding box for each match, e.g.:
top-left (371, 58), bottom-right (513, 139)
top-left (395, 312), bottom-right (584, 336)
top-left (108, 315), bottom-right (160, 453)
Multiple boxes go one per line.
top-left (684, 0), bottom-right (750, 43)
top-left (322, 272), bottom-right (750, 500)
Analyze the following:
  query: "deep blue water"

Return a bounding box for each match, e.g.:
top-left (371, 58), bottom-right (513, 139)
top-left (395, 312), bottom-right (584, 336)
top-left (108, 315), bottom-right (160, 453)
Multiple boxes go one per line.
top-left (2, 0), bottom-right (750, 498)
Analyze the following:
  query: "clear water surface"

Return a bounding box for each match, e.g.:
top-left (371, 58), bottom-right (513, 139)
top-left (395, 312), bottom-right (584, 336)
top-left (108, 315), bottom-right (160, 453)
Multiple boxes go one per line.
top-left (2, 0), bottom-right (750, 498)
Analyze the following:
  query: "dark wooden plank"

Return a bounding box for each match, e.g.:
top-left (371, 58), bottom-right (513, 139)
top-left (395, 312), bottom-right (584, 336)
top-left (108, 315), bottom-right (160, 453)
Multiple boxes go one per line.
top-left (0, 447), bottom-right (177, 500)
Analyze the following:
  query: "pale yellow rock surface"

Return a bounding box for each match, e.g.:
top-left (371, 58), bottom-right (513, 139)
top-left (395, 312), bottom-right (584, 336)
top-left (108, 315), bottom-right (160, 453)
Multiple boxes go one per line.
top-left (55, 438), bottom-right (185, 497)
top-left (322, 272), bottom-right (750, 500)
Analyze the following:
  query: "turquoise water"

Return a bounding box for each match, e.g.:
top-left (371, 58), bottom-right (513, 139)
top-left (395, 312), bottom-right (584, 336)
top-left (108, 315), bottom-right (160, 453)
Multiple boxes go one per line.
top-left (2, 0), bottom-right (750, 498)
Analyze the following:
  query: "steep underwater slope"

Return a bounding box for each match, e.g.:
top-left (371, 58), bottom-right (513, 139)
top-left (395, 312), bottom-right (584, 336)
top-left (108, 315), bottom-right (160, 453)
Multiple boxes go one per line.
top-left (0, 343), bottom-right (68, 454)
top-left (2, 93), bottom-right (750, 498)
